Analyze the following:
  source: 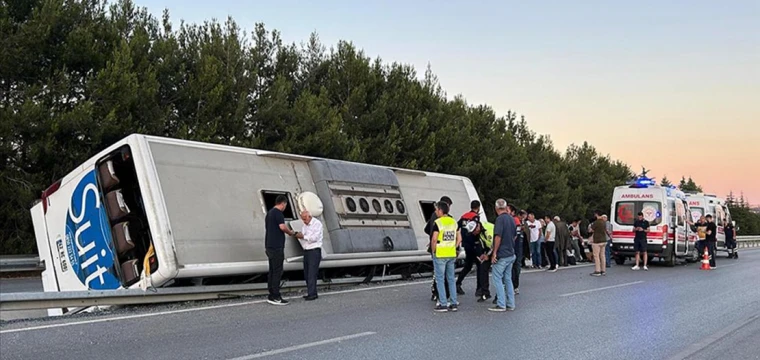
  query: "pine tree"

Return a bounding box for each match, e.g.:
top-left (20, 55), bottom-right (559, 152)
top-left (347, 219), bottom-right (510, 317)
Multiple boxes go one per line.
top-left (660, 176), bottom-right (672, 187)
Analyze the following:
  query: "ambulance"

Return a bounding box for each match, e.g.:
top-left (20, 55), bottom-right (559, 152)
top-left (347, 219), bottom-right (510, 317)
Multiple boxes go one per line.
top-left (685, 193), bottom-right (732, 255)
top-left (609, 175), bottom-right (698, 267)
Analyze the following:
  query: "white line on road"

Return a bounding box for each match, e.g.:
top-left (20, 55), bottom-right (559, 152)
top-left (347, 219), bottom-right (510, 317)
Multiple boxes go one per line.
top-left (0, 281), bottom-right (430, 334)
top-left (559, 281), bottom-right (645, 297)
top-left (227, 332), bottom-right (376, 359)
top-left (1, 262), bottom-right (595, 334)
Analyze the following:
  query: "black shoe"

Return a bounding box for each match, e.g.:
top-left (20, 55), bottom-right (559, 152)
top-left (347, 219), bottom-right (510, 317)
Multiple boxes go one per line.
top-left (492, 297), bottom-right (498, 304)
top-left (448, 304), bottom-right (458, 312)
top-left (456, 285), bottom-right (465, 295)
top-left (431, 294), bottom-right (438, 302)
top-left (590, 272), bottom-right (602, 277)
top-left (434, 304), bottom-right (448, 312)
top-left (304, 295), bottom-right (318, 301)
top-left (267, 298), bottom-right (289, 306)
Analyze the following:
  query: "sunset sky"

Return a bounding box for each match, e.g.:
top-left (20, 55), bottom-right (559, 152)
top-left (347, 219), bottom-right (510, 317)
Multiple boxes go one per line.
top-left (139, 0), bottom-right (760, 204)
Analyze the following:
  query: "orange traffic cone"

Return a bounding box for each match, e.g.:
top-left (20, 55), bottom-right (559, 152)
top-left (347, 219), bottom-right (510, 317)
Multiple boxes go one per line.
top-left (700, 247), bottom-right (711, 270)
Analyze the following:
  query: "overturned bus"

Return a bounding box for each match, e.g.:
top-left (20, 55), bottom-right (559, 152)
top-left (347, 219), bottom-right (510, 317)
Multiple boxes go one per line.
top-left (31, 134), bottom-right (485, 314)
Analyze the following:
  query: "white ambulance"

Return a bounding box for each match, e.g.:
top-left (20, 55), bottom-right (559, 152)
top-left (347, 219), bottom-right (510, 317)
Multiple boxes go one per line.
top-left (609, 176), bottom-right (698, 267)
top-left (685, 193), bottom-right (732, 255)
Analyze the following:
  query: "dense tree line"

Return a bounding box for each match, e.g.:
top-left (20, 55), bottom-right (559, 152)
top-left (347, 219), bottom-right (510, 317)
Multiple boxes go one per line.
top-left (7, 0), bottom-right (733, 255)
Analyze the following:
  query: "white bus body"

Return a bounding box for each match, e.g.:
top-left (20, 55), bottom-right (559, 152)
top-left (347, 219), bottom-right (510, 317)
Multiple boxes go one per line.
top-left (31, 134), bottom-right (485, 314)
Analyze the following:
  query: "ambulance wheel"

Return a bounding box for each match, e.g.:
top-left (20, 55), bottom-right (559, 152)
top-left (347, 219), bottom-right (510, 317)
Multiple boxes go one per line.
top-left (614, 256), bottom-right (626, 265)
top-left (664, 251), bottom-right (675, 267)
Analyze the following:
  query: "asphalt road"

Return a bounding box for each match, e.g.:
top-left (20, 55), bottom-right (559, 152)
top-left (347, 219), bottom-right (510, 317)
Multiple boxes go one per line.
top-left (1, 250), bottom-right (759, 360)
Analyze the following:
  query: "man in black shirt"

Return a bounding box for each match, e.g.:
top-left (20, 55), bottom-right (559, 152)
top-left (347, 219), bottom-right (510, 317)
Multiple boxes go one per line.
top-left (704, 215), bottom-right (718, 268)
top-left (632, 212), bottom-right (649, 271)
top-left (265, 195), bottom-right (297, 305)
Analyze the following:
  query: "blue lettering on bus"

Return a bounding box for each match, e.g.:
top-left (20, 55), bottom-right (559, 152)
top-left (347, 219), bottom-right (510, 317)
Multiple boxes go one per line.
top-left (64, 170), bottom-right (121, 290)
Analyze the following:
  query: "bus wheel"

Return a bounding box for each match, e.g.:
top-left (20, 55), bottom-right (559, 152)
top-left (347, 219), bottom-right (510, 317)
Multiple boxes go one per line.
top-left (614, 256), bottom-right (626, 265)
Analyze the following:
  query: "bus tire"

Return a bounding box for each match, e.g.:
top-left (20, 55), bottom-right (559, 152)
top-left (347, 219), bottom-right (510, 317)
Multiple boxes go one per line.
top-left (614, 256), bottom-right (626, 265)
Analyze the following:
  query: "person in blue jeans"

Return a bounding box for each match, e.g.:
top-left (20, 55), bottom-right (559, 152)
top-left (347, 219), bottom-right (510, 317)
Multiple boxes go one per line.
top-left (526, 212), bottom-right (542, 268)
top-left (489, 199), bottom-right (517, 312)
top-left (430, 200), bottom-right (462, 312)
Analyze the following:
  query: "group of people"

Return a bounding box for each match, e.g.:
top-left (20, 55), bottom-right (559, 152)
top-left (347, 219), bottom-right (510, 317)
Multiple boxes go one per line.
top-left (260, 194), bottom-right (739, 309)
top-left (423, 196), bottom-right (622, 313)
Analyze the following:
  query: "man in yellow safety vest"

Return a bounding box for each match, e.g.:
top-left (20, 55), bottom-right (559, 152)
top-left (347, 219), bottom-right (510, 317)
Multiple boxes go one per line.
top-left (430, 200), bottom-right (462, 312)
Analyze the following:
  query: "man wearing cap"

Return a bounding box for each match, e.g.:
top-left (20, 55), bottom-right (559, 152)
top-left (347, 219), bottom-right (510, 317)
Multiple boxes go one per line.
top-left (425, 196), bottom-right (453, 302)
top-left (456, 200), bottom-right (482, 296)
top-left (632, 212), bottom-right (649, 271)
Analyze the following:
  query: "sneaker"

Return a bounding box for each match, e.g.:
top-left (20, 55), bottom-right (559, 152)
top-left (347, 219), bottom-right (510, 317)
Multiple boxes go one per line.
top-left (477, 294), bottom-right (491, 303)
top-left (643, 266), bottom-right (648, 271)
top-left (514, 288), bottom-right (520, 295)
top-left (601, 272), bottom-right (607, 276)
top-left (506, 307), bottom-right (516, 311)
top-left (456, 285), bottom-right (465, 295)
top-left (590, 272), bottom-right (602, 277)
top-left (448, 304), bottom-right (458, 312)
top-left (710, 266), bottom-right (716, 270)
top-left (304, 295), bottom-right (318, 301)
top-left (434, 304), bottom-right (448, 312)
top-left (632, 266), bottom-right (640, 271)
top-left (549, 268), bottom-right (558, 273)
top-left (488, 306), bottom-right (507, 312)
top-left (431, 294), bottom-right (438, 302)
top-left (267, 298), bottom-right (289, 306)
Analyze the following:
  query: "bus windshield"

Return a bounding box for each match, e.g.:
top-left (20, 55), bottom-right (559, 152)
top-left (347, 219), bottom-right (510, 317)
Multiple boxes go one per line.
top-left (615, 201), bottom-right (662, 226)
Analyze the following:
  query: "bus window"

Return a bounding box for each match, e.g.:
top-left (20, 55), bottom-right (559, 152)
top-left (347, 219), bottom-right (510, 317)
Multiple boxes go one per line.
top-left (419, 201), bottom-right (437, 223)
top-left (261, 191), bottom-right (296, 220)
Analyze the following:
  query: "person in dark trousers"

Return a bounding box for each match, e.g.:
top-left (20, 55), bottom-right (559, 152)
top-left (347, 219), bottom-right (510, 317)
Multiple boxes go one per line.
top-left (555, 217), bottom-right (571, 267)
top-left (632, 212), bottom-right (649, 271)
top-left (543, 216), bottom-right (558, 272)
top-left (704, 215), bottom-right (718, 268)
top-left (510, 206), bottom-right (525, 294)
top-left (474, 220), bottom-right (493, 302)
top-left (265, 195), bottom-right (297, 305)
top-left (296, 210), bottom-right (323, 300)
top-left (456, 200), bottom-right (481, 296)
top-left (725, 220), bottom-right (737, 259)
top-left (426, 196), bottom-right (453, 302)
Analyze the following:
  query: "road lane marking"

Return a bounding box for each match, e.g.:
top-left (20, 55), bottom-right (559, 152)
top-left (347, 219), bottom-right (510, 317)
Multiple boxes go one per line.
top-left (559, 281), bottom-right (645, 297)
top-left (1, 262), bottom-right (596, 334)
top-left (227, 331), bottom-right (376, 359)
top-left (0, 281), bottom-right (431, 334)
top-left (665, 313), bottom-right (759, 360)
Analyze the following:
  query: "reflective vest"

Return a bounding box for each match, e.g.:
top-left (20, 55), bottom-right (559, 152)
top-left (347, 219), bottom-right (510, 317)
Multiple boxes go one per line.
top-left (435, 216), bottom-right (458, 258)
top-left (479, 221), bottom-right (494, 249)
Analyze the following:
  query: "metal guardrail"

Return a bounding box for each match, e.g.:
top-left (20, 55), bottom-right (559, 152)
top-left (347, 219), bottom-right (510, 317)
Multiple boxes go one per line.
top-left (0, 255), bottom-right (42, 273)
top-left (0, 272), bottom-right (434, 312)
top-left (737, 235), bottom-right (760, 248)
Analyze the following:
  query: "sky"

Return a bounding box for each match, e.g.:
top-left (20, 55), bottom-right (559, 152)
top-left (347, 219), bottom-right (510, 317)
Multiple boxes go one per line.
top-left (137, 0), bottom-right (760, 204)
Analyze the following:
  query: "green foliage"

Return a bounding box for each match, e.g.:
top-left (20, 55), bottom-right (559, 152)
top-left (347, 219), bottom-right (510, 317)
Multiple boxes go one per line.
top-left (678, 176), bottom-right (703, 192)
top-left (1, 0), bottom-right (643, 254)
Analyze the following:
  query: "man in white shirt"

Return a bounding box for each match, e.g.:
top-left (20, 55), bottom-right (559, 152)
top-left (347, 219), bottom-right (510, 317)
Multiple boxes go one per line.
top-left (296, 210), bottom-right (323, 301)
top-left (526, 213), bottom-right (542, 268)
